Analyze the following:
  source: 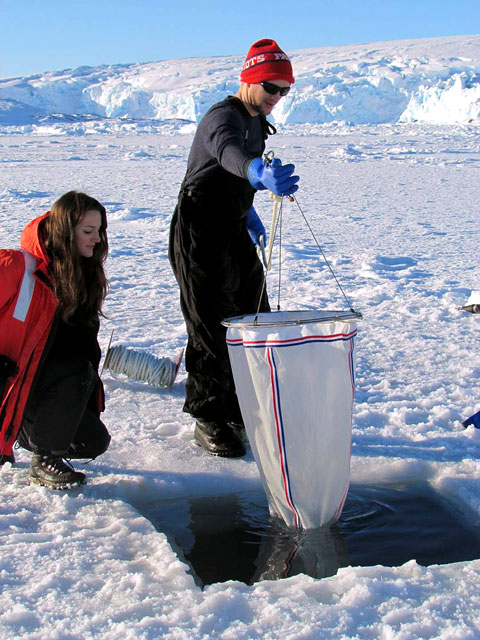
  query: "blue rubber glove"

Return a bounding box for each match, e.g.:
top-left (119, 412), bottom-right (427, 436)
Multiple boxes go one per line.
top-left (247, 157), bottom-right (299, 196)
top-left (246, 206), bottom-right (267, 247)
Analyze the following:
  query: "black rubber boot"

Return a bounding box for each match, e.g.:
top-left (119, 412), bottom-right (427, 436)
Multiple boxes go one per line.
top-left (29, 453), bottom-right (86, 489)
top-left (0, 453), bottom-right (14, 465)
top-left (227, 421), bottom-right (247, 442)
top-left (194, 420), bottom-right (246, 458)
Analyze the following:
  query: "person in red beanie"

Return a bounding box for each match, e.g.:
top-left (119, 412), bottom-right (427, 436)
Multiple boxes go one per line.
top-left (169, 39), bottom-right (299, 458)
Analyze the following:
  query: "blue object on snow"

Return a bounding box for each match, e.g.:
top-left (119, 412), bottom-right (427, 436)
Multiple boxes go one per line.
top-left (462, 410), bottom-right (480, 429)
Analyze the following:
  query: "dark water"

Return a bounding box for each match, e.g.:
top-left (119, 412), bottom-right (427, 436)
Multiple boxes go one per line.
top-left (136, 483), bottom-right (480, 587)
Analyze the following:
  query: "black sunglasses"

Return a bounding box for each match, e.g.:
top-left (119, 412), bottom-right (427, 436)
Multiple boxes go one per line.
top-left (260, 81), bottom-right (291, 97)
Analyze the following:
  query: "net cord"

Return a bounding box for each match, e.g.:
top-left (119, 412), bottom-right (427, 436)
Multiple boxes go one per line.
top-left (255, 191), bottom-right (356, 321)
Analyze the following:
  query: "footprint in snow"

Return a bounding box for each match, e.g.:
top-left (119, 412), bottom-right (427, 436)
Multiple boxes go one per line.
top-left (359, 255), bottom-right (431, 281)
top-left (0, 188), bottom-right (53, 201)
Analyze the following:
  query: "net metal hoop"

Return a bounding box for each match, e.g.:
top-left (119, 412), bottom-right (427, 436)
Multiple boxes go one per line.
top-left (222, 309), bottom-right (362, 329)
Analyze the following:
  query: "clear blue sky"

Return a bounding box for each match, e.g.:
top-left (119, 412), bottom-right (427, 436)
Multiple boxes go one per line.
top-left (1, 0), bottom-right (479, 77)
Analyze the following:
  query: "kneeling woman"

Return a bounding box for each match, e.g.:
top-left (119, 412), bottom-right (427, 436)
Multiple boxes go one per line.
top-left (0, 191), bottom-right (111, 489)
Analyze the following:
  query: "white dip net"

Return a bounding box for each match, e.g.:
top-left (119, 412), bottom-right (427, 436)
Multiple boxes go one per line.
top-left (225, 310), bottom-right (360, 530)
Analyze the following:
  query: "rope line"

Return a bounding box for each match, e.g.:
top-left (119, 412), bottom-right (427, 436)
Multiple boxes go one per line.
top-left (292, 195), bottom-right (355, 312)
top-left (276, 197), bottom-right (283, 312)
top-left (255, 193), bottom-right (284, 321)
top-left (257, 186), bottom-right (356, 315)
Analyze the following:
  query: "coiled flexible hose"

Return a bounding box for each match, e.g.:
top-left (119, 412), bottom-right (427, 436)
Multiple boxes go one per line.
top-left (103, 345), bottom-right (179, 389)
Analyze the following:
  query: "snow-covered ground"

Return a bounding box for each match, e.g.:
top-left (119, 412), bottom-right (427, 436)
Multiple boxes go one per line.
top-left (1, 36), bottom-right (480, 639)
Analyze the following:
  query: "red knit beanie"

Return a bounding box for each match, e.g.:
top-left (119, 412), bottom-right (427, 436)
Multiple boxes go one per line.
top-left (240, 38), bottom-right (295, 85)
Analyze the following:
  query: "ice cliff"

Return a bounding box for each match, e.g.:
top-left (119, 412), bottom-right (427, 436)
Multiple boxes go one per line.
top-left (0, 35), bottom-right (479, 126)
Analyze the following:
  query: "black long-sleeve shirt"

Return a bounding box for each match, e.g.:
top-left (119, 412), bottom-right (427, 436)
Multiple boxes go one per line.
top-left (184, 96), bottom-right (266, 188)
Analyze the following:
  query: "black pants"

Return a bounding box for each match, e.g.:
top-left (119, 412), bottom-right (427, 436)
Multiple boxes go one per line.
top-left (19, 356), bottom-right (110, 458)
top-left (169, 193), bottom-right (270, 423)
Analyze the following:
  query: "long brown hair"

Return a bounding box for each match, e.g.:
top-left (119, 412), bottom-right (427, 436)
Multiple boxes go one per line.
top-left (44, 191), bottom-right (109, 325)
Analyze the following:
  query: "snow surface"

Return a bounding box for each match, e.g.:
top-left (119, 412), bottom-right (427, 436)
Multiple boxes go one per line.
top-left (1, 36), bottom-right (480, 639)
top-left (0, 35), bottom-right (479, 126)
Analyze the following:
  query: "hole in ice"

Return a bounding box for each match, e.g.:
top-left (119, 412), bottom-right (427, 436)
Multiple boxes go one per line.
top-left (134, 482), bottom-right (480, 587)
